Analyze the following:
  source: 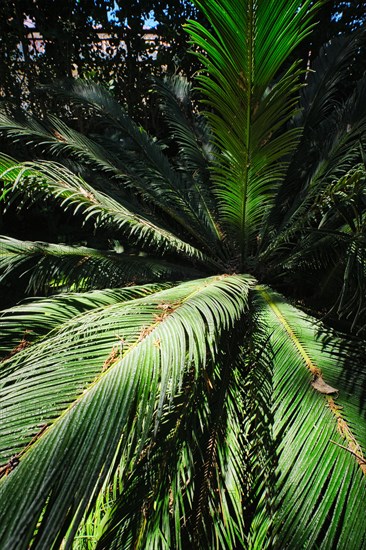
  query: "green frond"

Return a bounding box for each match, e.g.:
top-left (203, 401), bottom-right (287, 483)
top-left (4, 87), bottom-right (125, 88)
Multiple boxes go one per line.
top-left (155, 76), bottom-right (214, 172)
top-left (0, 1), bottom-right (365, 546)
top-left (232, 321), bottom-right (276, 550)
top-left (0, 235), bottom-right (201, 294)
top-left (253, 288), bottom-right (366, 548)
top-left (77, 294), bottom-right (276, 550)
top-left (39, 79), bottom-right (129, 123)
top-left (0, 155), bottom-right (216, 266)
top-left (0, 284), bottom-right (167, 356)
top-left (26, 81), bottom-right (225, 252)
top-left (80, 323), bottom-right (252, 550)
top-left (268, 75), bottom-right (366, 246)
top-left (0, 274), bottom-right (252, 549)
top-left (155, 76), bottom-right (225, 251)
top-left (0, 110), bottom-right (119, 178)
top-left (260, 165), bottom-right (366, 332)
top-left (298, 29), bottom-right (366, 129)
top-left (185, 0), bottom-right (319, 265)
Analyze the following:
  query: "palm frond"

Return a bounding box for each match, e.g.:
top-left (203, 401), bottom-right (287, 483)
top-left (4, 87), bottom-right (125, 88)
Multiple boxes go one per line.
top-left (297, 29), bottom-right (366, 129)
top-left (254, 288), bottom-right (366, 549)
top-left (155, 76), bottom-right (225, 251)
top-left (0, 0), bottom-right (365, 546)
top-left (0, 155), bottom-right (216, 266)
top-left (233, 319), bottom-right (276, 549)
top-left (0, 284), bottom-right (166, 356)
top-left (261, 164), bottom-right (366, 332)
top-left (79, 318), bottom-right (262, 549)
top-left (268, 74), bottom-right (366, 245)
top-left (94, 357), bottom-right (244, 549)
top-left (0, 235), bottom-right (201, 294)
top-left (0, 111), bottom-right (200, 242)
top-left (185, 0), bottom-right (319, 265)
top-left (28, 81), bottom-right (225, 252)
top-left (70, 305), bottom-right (276, 550)
top-left (155, 75), bottom-right (214, 173)
top-left (0, 110), bottom-right (119, 177)
top-left (0, 274), bottom-right (252, 549)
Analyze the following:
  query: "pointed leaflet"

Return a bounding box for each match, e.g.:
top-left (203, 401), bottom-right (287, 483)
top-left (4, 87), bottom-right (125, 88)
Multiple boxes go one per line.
top-left (0, 88), bottom-right (222, 253)
top-left (185, 0), bottom-right (318, 264)
top-left (267, 74), bottom-right (366, 251)
top-left (297, 29), bottom-right (366, 129)
top-left (269, 165), bottom-right (366, 332)
top-left (92, 362), bottom-right (240, 549)
top-left (0, 235), bottom-right (202, 293)
top-left (0, 275), bottom-right (252, 549)
top-left (82, 301), bottom-right (275, 550)
top-left (154, 76), bottom-right (225, 252)
top-left (0, 155), bottom-right (217, 267)
top-left (0, 284), bottom-right (168, 459)
top-left (0, 285), bottom-right (167, 356)
top-left (253, 288), bottom-right (366, 548)
top-left (80, 331), bottom-right (253, 549)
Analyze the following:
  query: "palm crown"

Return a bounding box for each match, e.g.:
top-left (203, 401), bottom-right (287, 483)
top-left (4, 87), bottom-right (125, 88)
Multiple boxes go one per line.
top-left (0, 1), bottom-right (366, 548)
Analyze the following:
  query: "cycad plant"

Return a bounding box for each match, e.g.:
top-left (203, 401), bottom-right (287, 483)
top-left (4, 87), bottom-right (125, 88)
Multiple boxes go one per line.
top-left (1, 1), bottom-right (366, 548)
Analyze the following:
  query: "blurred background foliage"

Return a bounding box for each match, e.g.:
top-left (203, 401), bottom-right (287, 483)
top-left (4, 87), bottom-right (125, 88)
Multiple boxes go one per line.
top-left (1, 1), bottom-right (365, 130)
top-left (1, 2), bottom-right (366, 120)
top-left (0, 0), bottom-right (205, 125)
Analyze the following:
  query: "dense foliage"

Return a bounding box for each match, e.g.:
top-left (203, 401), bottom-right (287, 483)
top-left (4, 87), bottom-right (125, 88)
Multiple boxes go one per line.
top-left (0, 0), bottom-right (366, 548)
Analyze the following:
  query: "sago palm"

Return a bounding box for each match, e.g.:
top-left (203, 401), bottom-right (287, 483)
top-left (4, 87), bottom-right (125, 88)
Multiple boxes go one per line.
top-left (1, 1), bottom-right (366, 548)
